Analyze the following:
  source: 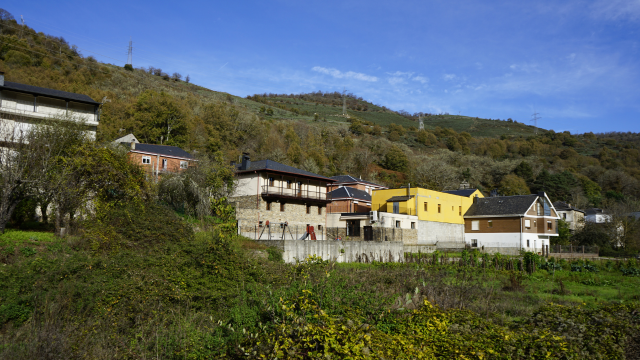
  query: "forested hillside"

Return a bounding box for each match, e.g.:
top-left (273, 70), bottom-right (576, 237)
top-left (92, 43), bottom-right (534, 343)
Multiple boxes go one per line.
top-left (2, 11), bottom-right (640, 212)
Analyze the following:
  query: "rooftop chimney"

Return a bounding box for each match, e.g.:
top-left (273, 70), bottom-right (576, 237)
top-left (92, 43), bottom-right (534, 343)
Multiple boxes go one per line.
top-left (241, 153), bottom-right (251, 170)
top-left (130, 140), bottom-right (135, 150)
top-left (538, 191), bottom-right (546, 198)
top-left (0, 71), bottom-right (4, 87)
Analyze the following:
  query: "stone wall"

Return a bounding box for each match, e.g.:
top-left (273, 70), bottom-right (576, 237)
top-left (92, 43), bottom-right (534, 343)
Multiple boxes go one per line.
top-left (253, 240), bottom-right (405, 263)
top-left (418, 221), bottom-right (464, 244)
top-left (232, 195), bottom-right (327, 240)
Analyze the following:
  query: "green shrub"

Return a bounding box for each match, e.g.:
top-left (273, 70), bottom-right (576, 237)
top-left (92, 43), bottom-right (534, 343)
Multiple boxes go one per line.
top-left (82, 202), bottom-right (194, 251)
top-left (266, 246), bottom-right (283, 262)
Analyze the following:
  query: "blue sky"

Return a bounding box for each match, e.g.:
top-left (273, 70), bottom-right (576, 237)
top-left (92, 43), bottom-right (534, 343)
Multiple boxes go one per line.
top-left (6, 0), bottom-right (640, 133)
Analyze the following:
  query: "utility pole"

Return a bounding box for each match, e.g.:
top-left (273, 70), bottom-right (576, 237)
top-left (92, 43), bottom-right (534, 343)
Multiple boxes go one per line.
top-left (531, 110), bottom-right (541, 135)
top-left (127, 37), bottom-right (133, 66)
top-left (419, 115), bottom-right (424, 130)
top-left (342, 87), bottom-right (347, 116)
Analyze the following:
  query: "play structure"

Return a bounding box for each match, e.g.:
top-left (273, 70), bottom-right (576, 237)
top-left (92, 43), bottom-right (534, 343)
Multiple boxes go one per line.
top-left (257, 221), bottom-right (317, 240)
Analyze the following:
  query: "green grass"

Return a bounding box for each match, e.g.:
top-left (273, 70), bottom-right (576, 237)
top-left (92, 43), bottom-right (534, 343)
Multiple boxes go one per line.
top-left (0, 229), bottom-right (57, 245)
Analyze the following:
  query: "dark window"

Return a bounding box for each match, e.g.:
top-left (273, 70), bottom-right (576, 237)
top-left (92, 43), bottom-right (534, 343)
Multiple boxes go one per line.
top-left (527, 240), bottom-right (530, 247)
top-left (318, 207), bottom-right (322, 215)
top-left (411, 222), bottom-right (416, 229)
top-left (424, 202), bottom-right (428, 211)
top-left (266, 202), bottom-right (271, 211)
top-left (306, 205), bottom-right (310, 214)
top-left (268, 177), bottom-right (274, 186)
top-left (488, 220), bottom-right (493, 228)
top-left (438, 204), bottom-right (441, 213)
top-left (395, 220), bottom-right (401, 228)
top-left (547, 221), bottom-right (552, 230)
top-left (459, 206), bottom-right (462, 216)
top-left (318, 225), bottom-right (323, 231)
top-left (280, 203), bottom-right (285, 212)
top-left (287, 180), bottom-right (292, 189)
top-left (471, 239), bottom-right (478, 247)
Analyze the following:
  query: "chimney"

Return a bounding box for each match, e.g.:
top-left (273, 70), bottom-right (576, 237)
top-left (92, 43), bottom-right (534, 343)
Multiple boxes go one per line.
top-left (473, 194), bottom-right (478, 204)
top-left (130, 140), bottom-right (135, 150)
top-left (0, 71), bottom-right (4, 87)
top-left (407, 183), bottom-right (411, 196)
top-left (241, 153), bottom-right (251, 170)
top-left (538, 191), bottom-right (546, 198)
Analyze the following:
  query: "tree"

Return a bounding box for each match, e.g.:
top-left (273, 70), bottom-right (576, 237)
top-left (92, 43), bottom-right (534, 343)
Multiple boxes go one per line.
top-left (513, 161), bottom-right (533, 183)
top-left (498, 174), bottom-right (530, 196)
top-left (383, 146), bottom-right (408, 172)
top-left (185, 75), bottom-right (190, 83)
top-left (172, 72), bottom-right (182, 81)
top-left (130, 90), bottom-right (188, 146)
top-left (553, 219), bottom-right (571, 245)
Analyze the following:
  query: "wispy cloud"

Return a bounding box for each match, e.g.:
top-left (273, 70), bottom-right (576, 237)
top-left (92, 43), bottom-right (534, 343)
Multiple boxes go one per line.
top-left (311, 66), bottom-right (378, 82)
top-left (388, 77), bottom-right (406, 85)
top-left (412, 76), bottom-right (429, 84)
top-left (443, 73), bottom-right (457, 81)
top-left (591, 0), bottom-right (640, 21)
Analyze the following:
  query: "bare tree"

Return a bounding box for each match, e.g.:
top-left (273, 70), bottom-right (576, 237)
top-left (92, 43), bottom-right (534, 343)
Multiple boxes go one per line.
top-left (185, 75), bottom-right (190, 84)
top-left (171, 72), bottom-right (182, 81)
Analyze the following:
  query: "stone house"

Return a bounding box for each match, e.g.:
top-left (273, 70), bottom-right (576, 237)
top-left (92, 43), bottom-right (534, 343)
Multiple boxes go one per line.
top-left (553, 201), bottom-right (585, 232)
top-left (0, 71), bottom-right (101, 141)
top-left (464, 192), bottom-right (559, 255)
top-left (230, 155), bottom-right (334, 240)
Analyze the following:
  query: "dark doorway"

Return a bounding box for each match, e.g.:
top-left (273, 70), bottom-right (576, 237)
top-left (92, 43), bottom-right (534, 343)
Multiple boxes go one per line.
top-left (363, 226), bottom-right (373, 241)
top-left (346, 220), bottom-right (361, 237)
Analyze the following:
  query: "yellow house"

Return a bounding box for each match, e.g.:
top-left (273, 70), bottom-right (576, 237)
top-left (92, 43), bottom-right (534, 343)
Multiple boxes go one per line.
top-left (371, 187), bottom-right (484, 245)
top-left (372, 187), bottom-right (484, 224)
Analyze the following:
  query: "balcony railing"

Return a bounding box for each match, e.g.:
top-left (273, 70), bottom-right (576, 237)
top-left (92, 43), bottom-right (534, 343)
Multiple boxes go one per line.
top-left (261, 185), bottom-right (331, 201)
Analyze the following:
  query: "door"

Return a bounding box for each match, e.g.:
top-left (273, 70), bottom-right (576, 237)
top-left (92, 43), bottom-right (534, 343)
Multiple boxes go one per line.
top-left (393, 202), bottom-right (399, 214)
top-left (363, 226), bottom-right (373, 241)
top-left (297, 181), bottom-right (302, 197)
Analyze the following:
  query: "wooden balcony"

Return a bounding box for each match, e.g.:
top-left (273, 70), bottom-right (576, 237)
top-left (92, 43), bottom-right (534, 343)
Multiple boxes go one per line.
top-left (261, 185), bottom-right (331, 203)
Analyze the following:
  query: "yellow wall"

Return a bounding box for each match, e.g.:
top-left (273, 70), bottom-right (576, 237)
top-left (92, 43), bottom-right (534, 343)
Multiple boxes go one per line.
top-left (371, 188), bottom-right (484, 225)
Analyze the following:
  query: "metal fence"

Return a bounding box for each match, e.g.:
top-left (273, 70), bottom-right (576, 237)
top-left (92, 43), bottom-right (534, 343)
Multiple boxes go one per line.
top-left (239, 225), bottom-right (412, 242)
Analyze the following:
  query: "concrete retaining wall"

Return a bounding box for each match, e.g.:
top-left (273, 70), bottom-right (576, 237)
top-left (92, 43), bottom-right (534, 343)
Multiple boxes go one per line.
top-left (404, 244), bottom-right (437, 253)
top-left (253, 240), bottom-right (405, 263)
top-left (418, 221), bottom-right (464, 244)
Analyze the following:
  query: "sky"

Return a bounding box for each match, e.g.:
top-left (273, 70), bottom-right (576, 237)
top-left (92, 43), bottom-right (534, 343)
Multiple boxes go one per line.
top-left (5, 0), bottom-right (640, 134)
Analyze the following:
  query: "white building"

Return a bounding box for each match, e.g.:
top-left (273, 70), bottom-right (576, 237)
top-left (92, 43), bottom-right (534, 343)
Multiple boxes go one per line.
top-left (0, 71), bottom-right (101, 141)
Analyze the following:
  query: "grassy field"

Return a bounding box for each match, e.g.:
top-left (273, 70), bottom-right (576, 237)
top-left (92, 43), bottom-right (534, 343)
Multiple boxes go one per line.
top-left (1, 230), bottom-right (639, 358)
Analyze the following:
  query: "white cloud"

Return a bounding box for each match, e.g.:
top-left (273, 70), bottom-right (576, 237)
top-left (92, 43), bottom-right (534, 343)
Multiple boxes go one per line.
top-left (412, 76), bottom-right (429, 84)
top-left (311, 66), bottom-right (378, 82)
top-left (509, 63), bottom-right (541, 73)
top-left (388, 77), bottom-right (406, 85)
top-left (386, 71), bottom-right (414, 77)
top-left (591, 0), bottom-right (640, 21)
top-left (443, 74), bottom-right (457, 81)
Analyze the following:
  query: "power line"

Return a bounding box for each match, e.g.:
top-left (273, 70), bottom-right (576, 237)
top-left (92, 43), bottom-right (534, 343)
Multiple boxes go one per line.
top-left (531, 110), bottom-right (541, 134)
top-left (127, 37), bottom-right (132, 66)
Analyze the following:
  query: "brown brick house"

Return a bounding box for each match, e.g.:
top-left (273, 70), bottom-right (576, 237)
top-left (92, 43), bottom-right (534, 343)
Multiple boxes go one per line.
top-left (464, 192), bottom-right (559, 255)
top-left (122, 138), bottom-right (195, 180)
top-left (328, 175), bottom-right (387, 195)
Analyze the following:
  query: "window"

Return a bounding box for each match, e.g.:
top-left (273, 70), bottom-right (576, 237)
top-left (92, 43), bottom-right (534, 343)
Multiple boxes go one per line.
top-left (269, 177), bottom-right (274, 186)
top-left (424, 202), bottom-right (428, 211)
top-left (162, 159), bottom-right (167, 169)
top-left (318, 207), bottom-right (322, 215)
top-left (488, 220), bottom-right (493, 228)
top-left (318, 225), bottom-right (323, 231)
top-left (266, 202), bottom-right (272, 211)
top-left (527, 240), bottom-right (530, 247)
top-left (563, 213), bottom-right (567, 220)
top-left (395, 220), bottom-right (401, 228)
top-left (438, 204), bottom-right (441, 213)
top-left (287, 180), bottom-right (292, 189)
top-left (471, 239), bottom-right (478, 248)
top-left (471, 220), bottom-right (479, 231)
top-left (411, 222), bottom-right (416, 229)
top-left (534, 220), bottom-right (537, 227)
top-left (306, 205), bottom-right (311, 214)
top-left (142, 156), bottom-right (151, 164)
top-left (459, 206), bottom-right (462, 216)
top-left (259, 221), bottom-right (263, 227)
top-left (525, 219), bottom-right (531, 229)
top-left (452, 206), bottom-right (454, 211)
top-left (180, 161), bottom-right (188, 169)
top-left (547, 221), bottom-right (552, 230)
top-left (280, 203), bottom-right (285, 212)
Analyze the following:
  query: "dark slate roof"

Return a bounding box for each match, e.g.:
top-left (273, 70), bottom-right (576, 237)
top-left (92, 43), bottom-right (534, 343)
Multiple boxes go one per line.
top-left (464, 195), bottom-right (538, 217)
top-left (386, 195), bottom-right (414, 202)
top-left (132, 143), bottom-right (194, 159)
top-left (443, 189), bottom-right (479, 197)
top-left (329, 186), bottom-right (371, 202)
top-left (585, 208), bottom-right (607, 215)
top-left (553, 201), bottom-right (585, 213)
top-left (1, 81), bottom-right (100, 105)
top-left (330, 175), bottom-right (386, 188)
top-left (235, 159), bottom-right (334, 182)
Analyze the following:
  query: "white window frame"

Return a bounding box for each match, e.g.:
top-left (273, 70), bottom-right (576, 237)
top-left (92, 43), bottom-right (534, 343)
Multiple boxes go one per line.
top-left (471, 220), bottom-right (479, 231)
top-left (525, 219), bottom-right (531, 229)
top-left (162, 159), bottom-right (167, 169)
top-left (180, 160), bottom-right (188, 169)
top-left (142, 156), bottom-right (151, 164)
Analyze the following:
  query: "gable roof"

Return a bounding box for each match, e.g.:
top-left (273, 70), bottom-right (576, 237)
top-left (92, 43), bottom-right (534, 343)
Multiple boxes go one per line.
top-left (114, 133), bottom-right (139, 144)
top-left (330, 175), bottom-right (386, 188)
top-left (464, 195), bottom-right (539, 217)
top-left (443, 189), bottom-right (480, 197)
top-left (553, 201), bottom-right (585, 213)
top-left (132, 143), bottom-right (194, 159)
top-left (329, 186), bottom-right (371, 202)
top-left (235, 159), bottom-right (334, 182)
top-left (1, 81), bottom-right (101, 105)
top-left (386, 195), bottom-right (415, 202)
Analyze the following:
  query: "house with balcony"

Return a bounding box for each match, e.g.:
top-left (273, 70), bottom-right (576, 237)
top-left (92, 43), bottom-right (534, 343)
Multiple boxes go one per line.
top-left (370, 186), bottom-right (484, 245)
top-left (230, 154), bottom-right (334, 239)
top-left (464, 192), bottom-right (559, 255)
top-left (114, 134), bottom-right (196, 180)
top-left (0, 71), bottom-right (100, 141)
